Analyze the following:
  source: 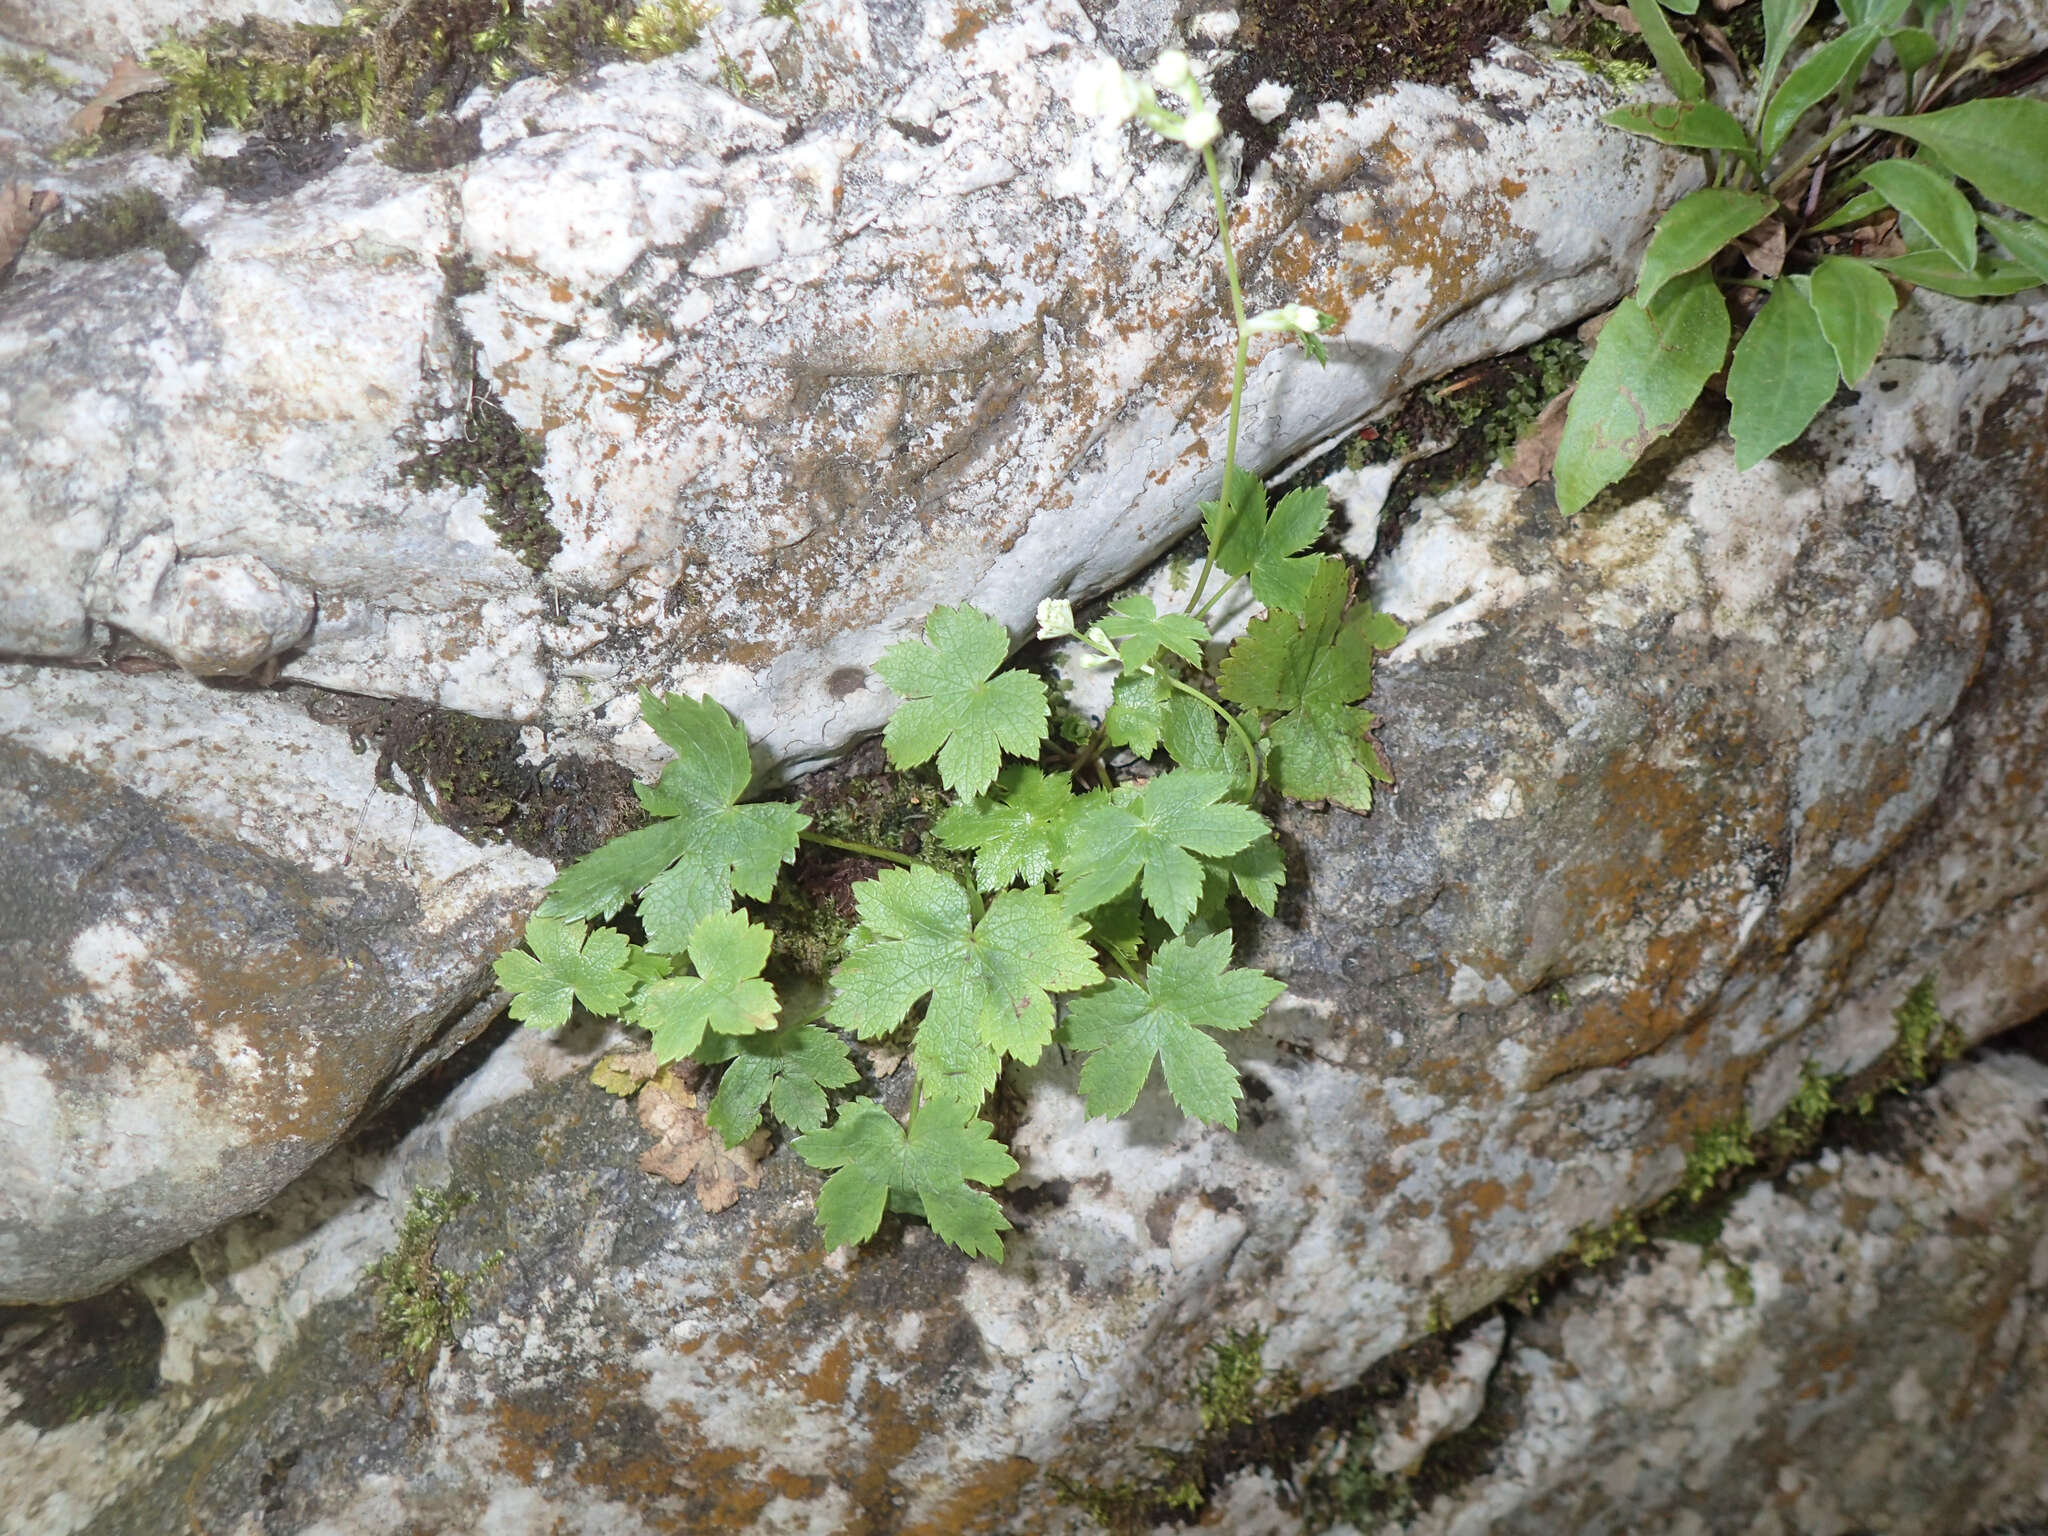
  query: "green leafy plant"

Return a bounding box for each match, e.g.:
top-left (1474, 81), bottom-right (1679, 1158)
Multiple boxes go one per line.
top-left (494, 49), bottom-right (1406, 1261)
top-left (1552, 0), bottom-right (2048, 513)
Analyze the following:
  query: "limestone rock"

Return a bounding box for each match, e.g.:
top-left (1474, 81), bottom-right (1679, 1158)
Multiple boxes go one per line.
top-left (4, 289), bottom-right (2043, 1531)
top-left (0, 668), bottom-right (552, 1303)
top-left (0, 0), bottom-right (1699, 765)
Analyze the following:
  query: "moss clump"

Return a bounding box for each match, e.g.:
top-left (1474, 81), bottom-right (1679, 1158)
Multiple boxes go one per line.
top-left (1572, 1210), bottom-right (1645, 1266)
top-left (0, 51), bottom-right (73, 92)
top-left (1891, 972), bottom-right (1961, 1086)
top-left (33, 188), bottom-right (206, 275)
top-left (368, 1186), bottom-right (500, 1380)
top-left (401, 357), bottom-right (560, 571)
top-left (312, 693), bottom-right (645, 862)
top-left (101, 0), bottom-right (714, 158)
top-left (1194, 1328), bottom-right (1274, 1434)
top-left (1677, 1113), bottom-right (1758, 1205)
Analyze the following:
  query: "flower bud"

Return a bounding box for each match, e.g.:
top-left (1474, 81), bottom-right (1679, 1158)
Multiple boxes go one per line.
top-left (1036, 597), bottom-right (1077, 639)
top-left (1149, 49), bottom-right (1198, 99)
top-left (1165, 106), bottom-right (1222, 150)
top-left (1073, 59), bottom-right (1143, 126)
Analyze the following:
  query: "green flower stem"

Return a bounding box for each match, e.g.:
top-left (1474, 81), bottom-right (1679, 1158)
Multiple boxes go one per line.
top-left (1158, 671), bottom-right (1263, 795)
top-left (800, 830), bottom-right (918, 867)
top-left (1186, 142), bottom-right (1252, 613)
top-left (1191, 572), bottom-right (1243, 624)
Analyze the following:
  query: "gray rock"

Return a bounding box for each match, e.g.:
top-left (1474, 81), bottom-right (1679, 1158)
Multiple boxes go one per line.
top-left (0, 0), bottom-right (1699, 769)
top-left (0, 668), bottom-right (551, 1303)
top-left (4, 288), bottom-right (2043, 1530)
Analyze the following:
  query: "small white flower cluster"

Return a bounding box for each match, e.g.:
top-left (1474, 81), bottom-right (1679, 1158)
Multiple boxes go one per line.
top-left (1072, 49), bottom-right (1221, 151)
top-left (1247, 304), bottom-right (1335, 338)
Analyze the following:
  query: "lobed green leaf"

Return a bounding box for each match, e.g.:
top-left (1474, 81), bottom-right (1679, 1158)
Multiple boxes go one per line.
top-left (794, 1097), bottom-right (1019, 1259)
top-left (876, 604), bottom-right (1049, 798)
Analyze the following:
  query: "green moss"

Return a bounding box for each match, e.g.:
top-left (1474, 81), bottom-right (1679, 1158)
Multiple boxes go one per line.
top-left (1678, 1113), bottom-right (1758, 1204)
top-left (1572, 1210), bottom-right (1645, 1266)
top-left (0, 51), bottom-right (73, 92)
top-left (1892, 972), bottom-right (1960, 1084)
top-left (368, 1186), bottom-right (501, 1380)
top-left (401, 357), bottom-right (560, 571)
top-left (104, 0), bottom-right (705, 157)
top-left (1193, 1328), bottom-right (1271, 1433)
top-left (33, 188), bottom-right (205, 276)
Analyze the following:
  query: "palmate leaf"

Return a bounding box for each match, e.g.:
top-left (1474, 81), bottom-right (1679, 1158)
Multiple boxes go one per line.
top-left (495, 916), bottom-right (641, 1030)
top-left (793, 1097), bottom-right (1019, 1259)
top-left (826, 866), bottom-right (1100, 1105)
top-left (876, 604), bottom-right (1049, 797)
top-left (1100, 593), bottom-right (1210, 670)
top-left (1202, 468), bottom-right (1335, 616)
top-left (1062, 933), bottom-right (1286, 1128)
top-left (1216, 558), bottom-right (1404, 811)
top-left (1727, 279), bottom-right (1841, 471)
top-left (1060, 770), bottom-right (1268, 932)
top-left (1554, 267), bottom-right (1730, 516)
top-left (933, 766), bottom-right (1087, 892)
top-left (1104, 669), bottom-right (1170, 757)
top-left (630, 909), bottom-right (780, 1062)
top-left (704, 1022), bottom-right (859, 1146)
top-left (537, 690), bottom-right (806, 952)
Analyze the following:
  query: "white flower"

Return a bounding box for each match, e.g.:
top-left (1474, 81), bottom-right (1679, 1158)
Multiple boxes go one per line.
top-left (1247, 304), bottom-right (1332, 336)
top-left (1036, 597), bottom-right (1077, 639)
top-left (1162, 106), bottom-right (1221, 150)
top-left (1073, 58), bottom-right (1143, 126)
top-left (1149, 49), bottom-right (1199, 100)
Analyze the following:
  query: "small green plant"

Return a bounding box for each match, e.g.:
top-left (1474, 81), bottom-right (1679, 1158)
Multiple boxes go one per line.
top-left (1678, 1111), bottom-right (1759, 1203)
top-left (1552, 0), bottom-right (2048, 513)
top-left (369, 1186), bottom-right (498, 1378)
top-left (494, 52), bottom-right (1403, 1262)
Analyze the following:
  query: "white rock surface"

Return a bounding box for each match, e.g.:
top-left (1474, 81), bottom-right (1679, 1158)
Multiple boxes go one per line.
top-left (1, 0), bottom-right (1698, 773)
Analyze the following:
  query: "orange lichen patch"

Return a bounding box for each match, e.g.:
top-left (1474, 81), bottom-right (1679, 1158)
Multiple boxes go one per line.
top-left (1440, 1172), bottom-right (1532, 1269)
top-left (800, 1338), bottom-right (855, 1404)
top-left (941, 7), bottom-right (990, 50)
top-left (900, 1455), bottom-right (1041, 1536)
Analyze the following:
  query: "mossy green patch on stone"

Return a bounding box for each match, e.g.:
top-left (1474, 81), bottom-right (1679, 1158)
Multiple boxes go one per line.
top-left (401, 356), bottom-right (561, 571)
top-left (1678, 1113), bottom-right (1759, 1205)
top-left (369, 1185), bottom-right (500, 1380)
top-left (0, 51), bottom-right (73, 93)
top-left (32, 188), bottom-right (205, 275)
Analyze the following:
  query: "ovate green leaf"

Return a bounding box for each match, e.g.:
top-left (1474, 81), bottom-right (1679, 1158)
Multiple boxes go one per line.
top-left (1627, 0), bottom-right (1705, 101)
top-left (1888, 25), bottom-right (1938, 72)
top-left (1554, 268), bottom-right (1731, 515)
top-left (1762, 27), bottom-right (1878, 159)
top-left (1637, 188), bottom-right (1778, 306)
top-left (876, 604), bottom-right (1049, 798)
top-left (1759, 0), bottom-right (1820, 96)
top-left (495, 917), bottom-right (639, 1030)
top-left (704, 1022), bottom-right (859, 1145)
top-left (793, 1098), bottom-right (1019, 1259)
top-left (1061, 770), bottom-right (1268, 932)
top-left (1983, 213), bottom-right (2048, 286)
top-left (1856, 100), bottom-right (2048, 221)
top-left (1728, 280), bottom-right (1841, 470)
top-left (1802, 256), bottom-right (1897, 383)
top-left (1861, 159), bottom-right (1978, 270)
top-left (1062, 934), bottom-right (1286, 1127)
top-left (1809, 186), bottom-right (1890, 233)
top-left (1868, 250), bottom-right (2043, 297)
top-left (1103, 668), bottom-right (1169, 757)
top-left (1602, 100), bottom-right (1754, 154)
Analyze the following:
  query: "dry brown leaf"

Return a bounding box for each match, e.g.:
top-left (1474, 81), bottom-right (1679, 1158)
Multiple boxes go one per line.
top-left (70, 56), bottom-right (166, 137)
top-left (0, 183), bottom-right (59, 278)
top-left (863, 1045), bottom-right (905, 1081)
top-left (1577, 307), bottom-right (1616, 349)
top-left (635, 1067), bottom-right (769, 1212)
top-left (1696, 21), bottom-right (1742, 71)
top-left (1497, 386), bottom-right (1575, 489)
top-left (1586, 1), bottom-right (1640, 32)
top-left (590, 1050), bottom-right (659, 1096)
top-left (1741, 218), bottom-right (1788, 279)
